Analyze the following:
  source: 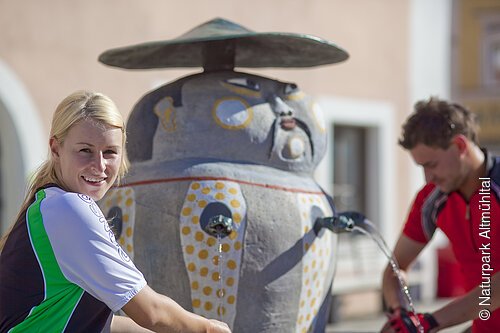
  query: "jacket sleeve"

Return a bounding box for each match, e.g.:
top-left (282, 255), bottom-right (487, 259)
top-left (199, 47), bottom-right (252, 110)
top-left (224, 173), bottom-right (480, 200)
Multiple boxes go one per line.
top-left (41, 192), bottom-right (147, 312)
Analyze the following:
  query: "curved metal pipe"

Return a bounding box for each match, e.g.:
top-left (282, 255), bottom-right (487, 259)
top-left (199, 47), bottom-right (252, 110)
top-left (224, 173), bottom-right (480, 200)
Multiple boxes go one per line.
top-left (313, 211), bottom-right (366, 235)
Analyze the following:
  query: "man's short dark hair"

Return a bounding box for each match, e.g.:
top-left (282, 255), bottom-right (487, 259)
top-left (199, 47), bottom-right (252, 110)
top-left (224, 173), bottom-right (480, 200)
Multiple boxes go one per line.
top-left (398, 97), bottom-right (479, 150)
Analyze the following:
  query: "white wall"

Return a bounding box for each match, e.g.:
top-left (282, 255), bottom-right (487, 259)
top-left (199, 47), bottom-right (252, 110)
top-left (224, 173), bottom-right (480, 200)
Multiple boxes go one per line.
top-left (409, 0), bottom-right (453, 301)
top-left (0, 60), bottom-right (46, 232)
top-left (409, 0), bottom-right (452, 191)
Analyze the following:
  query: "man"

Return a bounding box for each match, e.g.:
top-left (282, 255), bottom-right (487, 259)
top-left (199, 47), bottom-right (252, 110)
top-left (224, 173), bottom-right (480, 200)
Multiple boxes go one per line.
top-left (381, 98), bottom-right (500, 332)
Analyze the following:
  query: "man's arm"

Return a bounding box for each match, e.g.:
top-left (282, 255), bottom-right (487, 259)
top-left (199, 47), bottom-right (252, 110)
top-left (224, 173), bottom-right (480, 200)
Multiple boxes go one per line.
top-left (382, 234), bottom-right (427, 310)
top-left (431, 271), bottom-right (500, 329)
top-left (118, 285), bottom-right (230, 333)
top-left (383, 235), bottom-right (500, 332)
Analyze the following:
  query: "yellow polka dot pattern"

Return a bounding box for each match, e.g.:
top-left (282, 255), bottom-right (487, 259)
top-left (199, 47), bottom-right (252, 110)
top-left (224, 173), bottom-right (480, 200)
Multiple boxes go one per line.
top-left (101, 187), bottom-right (136, 260)
top-left (295, 193), bottom-right (334, 333)
top-left (179, 180), bottom-right (246, 328)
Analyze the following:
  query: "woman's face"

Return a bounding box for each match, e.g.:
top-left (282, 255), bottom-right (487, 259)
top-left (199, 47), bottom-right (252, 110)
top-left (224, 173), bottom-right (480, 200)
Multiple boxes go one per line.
top-left (50, 118), bottom-right (123, 201)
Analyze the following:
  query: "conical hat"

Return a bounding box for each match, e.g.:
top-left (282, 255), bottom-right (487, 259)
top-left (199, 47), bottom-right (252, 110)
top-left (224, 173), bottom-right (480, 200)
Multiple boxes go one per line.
top-left (98, 18), bottom-right (348, 70)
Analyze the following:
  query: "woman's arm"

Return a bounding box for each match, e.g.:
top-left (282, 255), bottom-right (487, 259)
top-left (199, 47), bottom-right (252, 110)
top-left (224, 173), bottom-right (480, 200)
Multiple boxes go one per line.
top-left (111, 315), bottom-right (154, 333)
top-left (120, 285), bottom-right (231, 333)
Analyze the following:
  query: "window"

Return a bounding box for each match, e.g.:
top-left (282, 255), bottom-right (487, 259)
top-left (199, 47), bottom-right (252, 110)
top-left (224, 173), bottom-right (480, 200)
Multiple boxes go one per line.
top-left (333, 125), bottom-right (368, 218)
top-left (315, 97), bottom-right (396, 294)
top-left (481, 13), bottom-right (500, 87)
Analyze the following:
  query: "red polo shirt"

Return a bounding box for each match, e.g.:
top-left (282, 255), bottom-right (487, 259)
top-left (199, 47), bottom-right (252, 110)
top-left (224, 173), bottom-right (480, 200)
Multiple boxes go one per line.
top-left (403, 153), bottom-right (500, 332)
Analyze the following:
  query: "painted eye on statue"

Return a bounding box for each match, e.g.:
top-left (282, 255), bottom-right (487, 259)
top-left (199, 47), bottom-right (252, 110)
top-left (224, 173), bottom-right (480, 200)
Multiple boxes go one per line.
top-left (220, 78), bottom-right (262, 99)
top-left (283, 83), bottom-right (305, 101)
top-left (311, 102), bottom-right (326, 133)
top-left (225, 78), bottom-right (260, 92)
top-left (284, 83), bottom-right (299, 95)
top-left (212, 97), bottom-right (254, 130)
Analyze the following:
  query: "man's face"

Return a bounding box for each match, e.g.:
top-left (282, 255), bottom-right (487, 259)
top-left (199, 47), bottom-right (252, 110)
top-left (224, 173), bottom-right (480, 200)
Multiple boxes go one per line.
top-left (409, 142), bottom-right (467, 193)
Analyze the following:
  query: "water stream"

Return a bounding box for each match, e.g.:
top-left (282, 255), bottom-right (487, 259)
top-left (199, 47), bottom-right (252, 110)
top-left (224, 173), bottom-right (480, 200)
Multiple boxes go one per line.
top-left (352, 219), bottom-right (424, 333)
top-left (216, 235), bottom-right (225, 321)
top-left (203, 214), bottom-right (233, 322)
top-left (315, 213), bottom-right (424, 332)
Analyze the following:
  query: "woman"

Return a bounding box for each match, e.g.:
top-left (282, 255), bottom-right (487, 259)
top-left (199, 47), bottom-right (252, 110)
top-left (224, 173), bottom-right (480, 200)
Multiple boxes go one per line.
top-left (0, 90), bottom-right (231, 333)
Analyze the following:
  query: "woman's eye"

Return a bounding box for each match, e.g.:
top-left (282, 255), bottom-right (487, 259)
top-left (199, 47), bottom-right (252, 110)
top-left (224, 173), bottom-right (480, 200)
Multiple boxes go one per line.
top-left (104, 150), bottom-right (117, 155)
top-left (80, 148), bottom-right (91, 153)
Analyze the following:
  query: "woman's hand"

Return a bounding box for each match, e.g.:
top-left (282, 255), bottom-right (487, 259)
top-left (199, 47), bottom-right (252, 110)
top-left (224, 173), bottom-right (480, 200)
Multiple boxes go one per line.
top-left (207, 319), bottom-right (231, 333)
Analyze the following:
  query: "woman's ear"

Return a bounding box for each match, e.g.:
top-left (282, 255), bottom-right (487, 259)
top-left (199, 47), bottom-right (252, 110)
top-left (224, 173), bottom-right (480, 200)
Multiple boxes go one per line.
top-left (49, 137), bottom-right (60, 160)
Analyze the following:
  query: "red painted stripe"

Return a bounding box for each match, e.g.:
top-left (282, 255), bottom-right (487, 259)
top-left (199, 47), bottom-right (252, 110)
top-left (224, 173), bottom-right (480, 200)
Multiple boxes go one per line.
top-left (117, 176), bottom-right (323, 195)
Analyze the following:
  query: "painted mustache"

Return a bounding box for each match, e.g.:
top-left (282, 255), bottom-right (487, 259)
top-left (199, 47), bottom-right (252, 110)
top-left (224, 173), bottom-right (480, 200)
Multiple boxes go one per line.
top-left (269, 116), bottom-right (314, 159)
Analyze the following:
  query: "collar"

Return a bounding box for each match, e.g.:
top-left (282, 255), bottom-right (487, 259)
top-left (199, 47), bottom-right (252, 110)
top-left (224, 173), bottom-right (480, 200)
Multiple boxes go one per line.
top-left (482, 148), bottom-right (495, 176)
top-left (481, 148), bottom-right (500, 200)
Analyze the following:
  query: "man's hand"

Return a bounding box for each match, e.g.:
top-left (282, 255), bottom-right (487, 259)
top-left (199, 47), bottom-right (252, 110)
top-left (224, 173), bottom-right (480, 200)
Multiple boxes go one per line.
top-left (381, 308), bottom-right (439, 333)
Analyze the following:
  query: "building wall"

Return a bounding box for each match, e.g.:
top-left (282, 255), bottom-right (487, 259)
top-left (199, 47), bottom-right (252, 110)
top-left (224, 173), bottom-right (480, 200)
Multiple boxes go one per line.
top-left (452, 0), bottom-right (500, 151)
top-left (0, 0), bottom-right (413, 231)
top-left (2, 1), bottom-right (457, 302)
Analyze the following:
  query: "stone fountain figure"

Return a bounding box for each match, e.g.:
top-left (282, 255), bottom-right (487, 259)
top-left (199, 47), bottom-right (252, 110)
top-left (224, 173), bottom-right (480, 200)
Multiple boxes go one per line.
top-left (98, 18), bottom-right (348, 332)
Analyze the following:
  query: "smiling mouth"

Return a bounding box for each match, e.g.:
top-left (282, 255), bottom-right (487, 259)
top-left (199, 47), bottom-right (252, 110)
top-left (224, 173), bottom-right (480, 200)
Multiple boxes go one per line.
top-left (82, 176), bottom-right (106, 184)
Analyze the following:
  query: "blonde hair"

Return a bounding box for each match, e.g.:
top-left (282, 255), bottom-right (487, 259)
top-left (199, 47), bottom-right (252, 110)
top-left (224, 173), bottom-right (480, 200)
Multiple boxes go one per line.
top-left (0, 90), bottom-right (129, 251)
